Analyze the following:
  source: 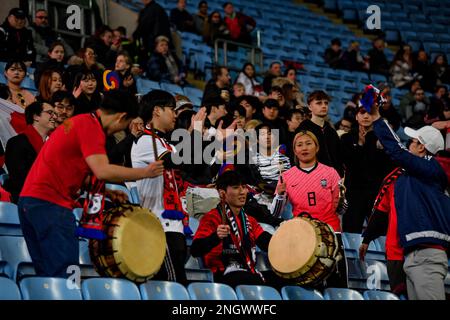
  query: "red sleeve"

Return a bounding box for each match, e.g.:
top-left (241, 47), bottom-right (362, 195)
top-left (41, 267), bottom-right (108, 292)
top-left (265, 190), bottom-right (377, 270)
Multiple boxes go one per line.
top-left (374, 184), bottom-right (391, 212)
top-left (76, 116), bottom-right (106, 159)
top-left (194, 209), bottom-right (222, 240)
top-left (249, 215), bottom-right (264, 240)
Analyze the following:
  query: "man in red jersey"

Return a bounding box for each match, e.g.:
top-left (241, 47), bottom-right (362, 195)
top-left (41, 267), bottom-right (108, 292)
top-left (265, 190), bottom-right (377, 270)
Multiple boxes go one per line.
top-left (18, 90), bottom-right (164, 277)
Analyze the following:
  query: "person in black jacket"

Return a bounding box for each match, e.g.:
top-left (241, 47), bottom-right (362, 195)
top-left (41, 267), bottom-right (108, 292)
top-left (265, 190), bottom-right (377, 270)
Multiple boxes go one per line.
top-left (4, 101), bottom-right (56, 203)
top-left (170, 0), bottom-right (195, 32)
top-left (34, 41), bottom-right (66, 88)
top-left (0, 8), bottom-right (36, 64)
top-left (202, 66), bottom-right (232, 104)
top-left (341, 106), bottom-right (395, 233)
top-left (296, 90), bottom-right (344, 177)
top-left (85, 25), bottom-right (118, 70)
top-left (324, 38), bottom-right (343, 69)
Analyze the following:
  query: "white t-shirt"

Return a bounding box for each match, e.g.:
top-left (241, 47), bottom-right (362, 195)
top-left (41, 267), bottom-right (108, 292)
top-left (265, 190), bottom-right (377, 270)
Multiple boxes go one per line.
top-left (131, 134), bottom-right (183, 234)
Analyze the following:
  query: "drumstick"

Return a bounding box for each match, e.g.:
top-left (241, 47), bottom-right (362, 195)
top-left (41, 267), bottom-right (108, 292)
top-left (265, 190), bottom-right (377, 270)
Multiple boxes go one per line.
top-left (149, 122), bottom-right (159, 160)
top-left (278, 161), bottom-right (284, 183)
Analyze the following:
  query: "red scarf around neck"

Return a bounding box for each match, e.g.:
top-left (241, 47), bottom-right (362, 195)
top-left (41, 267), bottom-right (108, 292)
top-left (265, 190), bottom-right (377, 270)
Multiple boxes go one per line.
top-left (23, 125), bottom-right (45, 153)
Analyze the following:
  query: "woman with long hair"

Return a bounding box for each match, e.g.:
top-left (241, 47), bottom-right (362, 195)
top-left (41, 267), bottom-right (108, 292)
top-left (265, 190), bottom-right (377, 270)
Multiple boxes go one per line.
top-left (3, 60), bottom-right (36, 109)
top-left (235, 62), bottom-right (263, 96)
top-left (37, 69), bottom-right (63, 103)
top-left (72, 70), bottom-right (102, 115)
top-left (35, 41), bottom-right (66, 87)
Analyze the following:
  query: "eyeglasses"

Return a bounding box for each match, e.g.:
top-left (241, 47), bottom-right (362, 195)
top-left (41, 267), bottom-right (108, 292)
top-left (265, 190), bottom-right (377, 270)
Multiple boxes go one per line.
top-left (36, 16), bottom-right (48, 20)
top-left (55, 103), bottom-right (74, 111)
top-left (41, 110), bottom-right (56, 116)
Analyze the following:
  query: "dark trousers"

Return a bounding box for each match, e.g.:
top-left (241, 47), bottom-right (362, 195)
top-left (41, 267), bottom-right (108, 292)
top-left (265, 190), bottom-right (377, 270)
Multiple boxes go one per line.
top-left (387, 259), bottom-right (407, 296)
top-left (343, 187), bottom-right (378, 233)
top-left (18, 196), bottom-right (78, 277)
top-left (154, 231), bottom-right (187, 285)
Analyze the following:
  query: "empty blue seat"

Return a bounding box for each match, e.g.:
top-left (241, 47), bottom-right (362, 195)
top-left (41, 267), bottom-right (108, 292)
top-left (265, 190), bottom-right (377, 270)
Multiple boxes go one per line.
top-left (78, 240), bottom-right (92, 265)
top-left (342, 232), bottom-right (380, 258)
top-left (323, 288), bottom-right (364, 300)
top-left (360, 260), bottom-right (391, 291)
top-left (185, 268), bottom-right (214, 283)
top-left (235, 285), bottom-right (281, 300)
top-left (81, 278), bottom-right (141, 300)
top-left (281, 286), bottom-right (324, 300)
top-left (0, 173), bottom-right (8, 185)
top-left (0, 202), bottom-right (22, 236)
top-left (140, 280), bottom-right (190, 300)
top-left (187, 282), bottom-right (237, 300)
top-left (0, 236), bottom-right (32, 280)
top-left (20, 277), bottom-right (82, 300)
top-left (0, 277), bottom-right (22, 300)
top-left (160, 82), bottom-right (184, 95)
top-left (363, 290), bottom-right (399, 300)
top-left (185, 255), bottom-right (205, 269)
top-left (136, 78), bottom-right (160, 95)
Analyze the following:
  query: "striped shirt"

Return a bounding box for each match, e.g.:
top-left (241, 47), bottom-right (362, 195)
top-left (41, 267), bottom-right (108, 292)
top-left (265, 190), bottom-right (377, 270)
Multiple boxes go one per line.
top-left (252, 150), bottom-right (291, 183)
top-left (271, 162), bottom-right (341, 232)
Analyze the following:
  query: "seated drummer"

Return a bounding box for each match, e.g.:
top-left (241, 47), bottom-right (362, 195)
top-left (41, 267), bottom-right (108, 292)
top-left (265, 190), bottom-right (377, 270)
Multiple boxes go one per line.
top-left (190, 170), bottom-right (273, 288)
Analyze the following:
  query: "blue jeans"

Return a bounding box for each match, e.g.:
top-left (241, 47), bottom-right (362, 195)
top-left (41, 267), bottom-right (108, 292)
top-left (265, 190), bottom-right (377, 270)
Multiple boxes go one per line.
top-left (18, 197), bottom-right (79, 277)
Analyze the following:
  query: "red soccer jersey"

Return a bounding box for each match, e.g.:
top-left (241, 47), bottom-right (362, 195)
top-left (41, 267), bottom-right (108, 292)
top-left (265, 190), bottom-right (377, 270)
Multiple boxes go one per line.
top-left (194, 208), bottom-right (264, 273)
top-left (21, 114), bottom-right (106, 209)
top-left (374, 181), bottom-right (404, 261)
top-left (281, 163), bottom-right (341, 232)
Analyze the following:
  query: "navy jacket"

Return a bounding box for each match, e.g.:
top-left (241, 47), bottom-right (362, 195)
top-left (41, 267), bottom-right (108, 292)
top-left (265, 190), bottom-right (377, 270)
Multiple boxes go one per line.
top-left (373, 118), bottom-right (450, 249)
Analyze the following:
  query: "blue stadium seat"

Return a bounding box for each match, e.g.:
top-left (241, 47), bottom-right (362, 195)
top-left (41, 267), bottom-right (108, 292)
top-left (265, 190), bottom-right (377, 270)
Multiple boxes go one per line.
top-left (187, 282), bottom-right (237, 300)
top-left (255, 252), bottom-right (271, 272)
top-left (0, 277), bottom-right (22, 300)
top-left (21, 77), bottom-right (36, 91)
top-left (363, 290), bottom-right (400, 300)
top-left (81, 278), bottom-right (141, 300)
top-left (73, 208), bottom-right (83, 224)
top-left (0, 236), bottom-right (32, 280)
top-left (281, 286), bottom-right (324, 300)
top-left (323, 288), bottom-right (364, 300)
top-left (359, 260), bottom-right (391, 291)
top-left (0, 173), bottom-right (8, 185)
top-left (19, 277), bottom-right (82, 300)
top-left (186, 217), bottom-right (199, 246)
top-left (235, 285), bottom-right (281, 300)
top-left (78, 239), bottom-right (92, 265)
top-left (140, 280), bottom-right (190, 300)
top-left (185, 255), bottom-right (205, 269)
top-left (0, 202), bottom-right (22, 236)
top-left (342, 232), bottom-right (381, 259)
top-left (136, 78), bottom-right (160, 95)
top-left (186, 268), bottom-right (214, 283)
top-left (160, 82), bottom-right (185, 95)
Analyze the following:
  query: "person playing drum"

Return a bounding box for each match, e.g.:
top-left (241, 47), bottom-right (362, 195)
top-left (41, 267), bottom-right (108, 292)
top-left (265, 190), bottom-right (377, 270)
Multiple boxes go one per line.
top-left (190, 170), bottom-right (273, 288)
top-left (270, 130), bottom-right (348, 288)
top-left (18, 91), bottom-right (165, 277)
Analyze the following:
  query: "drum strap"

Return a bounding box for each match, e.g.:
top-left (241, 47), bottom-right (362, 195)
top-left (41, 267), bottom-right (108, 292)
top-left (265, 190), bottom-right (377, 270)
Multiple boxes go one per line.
top-left (372, 167), bottom-right (405, 212)
top-left (221, 205), bottom-right (264, 281)
top-left (143, 128), bottom-right (192, 236)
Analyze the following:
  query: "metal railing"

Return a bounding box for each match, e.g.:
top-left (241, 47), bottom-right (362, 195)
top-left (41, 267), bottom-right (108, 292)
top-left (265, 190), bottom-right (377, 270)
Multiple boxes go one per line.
top-left (213, 38), bottom-right (264, 72)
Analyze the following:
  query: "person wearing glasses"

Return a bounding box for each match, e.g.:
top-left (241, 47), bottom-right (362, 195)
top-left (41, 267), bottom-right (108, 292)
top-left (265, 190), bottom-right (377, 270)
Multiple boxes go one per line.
top-left (4, 101), bottom-right (56, 203)
top-left (0, 8), bottom-right (36, 65)
top-left (50, 90), bottom-right (75, 126)
top-left (4, 60), bottom-right (36, 109)
top-left (30, 9), bottom-right (74, 63)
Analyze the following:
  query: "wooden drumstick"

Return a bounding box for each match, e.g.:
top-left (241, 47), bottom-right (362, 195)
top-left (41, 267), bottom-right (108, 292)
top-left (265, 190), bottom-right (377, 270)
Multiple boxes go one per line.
top-left (149, 122), bottom-right (159, 160)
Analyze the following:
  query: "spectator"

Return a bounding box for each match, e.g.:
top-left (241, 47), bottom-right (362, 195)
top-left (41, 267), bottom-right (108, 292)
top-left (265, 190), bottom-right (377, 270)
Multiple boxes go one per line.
top-left (170, 0), bottom-right (195, 32)
top-left (324, 38), bottom-right (343, 69)
top-left (72, 70), bottom-right (102, 115)
top-left (174, 94), bottom-right (194, 116)
top-left (65, 46), bottom-right (104, 92)
top-left (404, 87), bottom-right (429, 129)
top-left (233, 82), bottom-right (245, 98)
top-left (202, 66), bottom-right (232, 103)
top-left (335, 117), bottom-right (354, 137)
top-left (431, 54), bottom-right (450, 86)
top-left (222, 2), bottom-right (256, 45)
top-left (284, 67), bottom-right (306, 107)
top-left (3, 60), bottom-right (36, 109)
top-left (85, 25), bottom-right (118, 69)
top-left (237, 95), bottom-right (259, 123)
top-left (399, 80), bottom-right (422, 120)
top-left (147, 36), bottom-right (186, 86)
top-left (50, 90), bottom-right (75, 126)
top-left (30, 9), bottom-right (74, 63)
top-left (114, 52), bottom-right (137, 96)
top-left (342, 41), bottom-right (367, 72)
top-left (34, 41), bottom-right (66, 87)
top-left (285, 109), bottom-right (305, 162)
top-left (203, 11), bottom-right (229, 46)
top-left (262, 61), bottom-right (282, 94)
top-left (193, 1), bottom-right (209, 35)
top-left (256, 99), bottom-right (286, 146)
top-left (390, 44), bottom-right (414, 88)
top-left (343, 92), bottom-right (362, 120)
top-left (36, 69), bottom-right (63, 103)
top-left (232, 105), bottom-right (247, 130)
top-left (368, 38), bottom-right (389, 76)
top-left (133, 0), bottom-right (173, 55)
top-left (4, 101), bottom-right (56, 203)
top-left (379, 85), bottom-right (402, 132)
top-left (426, 85), bottom-right (450, 124)
top-left (341, 106), bottom-right (394, 233)
top-left (0, 8), bottom-right (36, 64)
top-left (413, 49), bottom-right (435, 92)
top-left (297, 90), bottom-right (344, 177)
top-left (203, 95), bottom-right (228, 135)
top-left (235, 62), bottom-right (263, 96)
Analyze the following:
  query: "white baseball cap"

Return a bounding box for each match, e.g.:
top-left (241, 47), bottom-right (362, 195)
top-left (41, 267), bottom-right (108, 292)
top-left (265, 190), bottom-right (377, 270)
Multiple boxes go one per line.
top-left (404, 126), bottom-right (445, 155)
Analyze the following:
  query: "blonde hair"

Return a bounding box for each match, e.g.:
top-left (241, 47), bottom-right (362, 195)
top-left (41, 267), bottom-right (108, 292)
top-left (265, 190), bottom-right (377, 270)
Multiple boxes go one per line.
top-left (293, 130), bottom-right (320, 165)
top-left (244, 119), bottom-right (262, 131)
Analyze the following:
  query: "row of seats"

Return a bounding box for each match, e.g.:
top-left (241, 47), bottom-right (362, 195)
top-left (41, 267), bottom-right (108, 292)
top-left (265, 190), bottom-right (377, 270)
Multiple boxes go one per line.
top-left (0, 276), bottom-right (400, 300)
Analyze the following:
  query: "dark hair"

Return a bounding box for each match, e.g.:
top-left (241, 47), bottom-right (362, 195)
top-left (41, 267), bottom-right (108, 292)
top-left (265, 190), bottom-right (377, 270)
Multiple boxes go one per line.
top-left (435, 84), bottom-right (448, 93)
top-left (283, 67), bottom-right (296, 77)
top-left (331, 38), bottom-right (341, 46)
top-left (95, 25), bottom-right (113, 38)
top-left (101, 90), bottom-right (138, 119)
top-left (286, 108), bottom-right (302, 121)
top-left (240, 95), bottom-right (262, 110)
top-left (234, 105), bottom-right (246, 118)
top-left (307, 90), bottom-right (330, 105)
top-left (25, 101), bottom-right (44, 125)
top-left (0, 84), bottom-right (11, 100)
top-left (269, 61), bottom-right (281, 69)
top-left (203, 95), bottom-right (226, 115)
top-left (176, 109), bottom-right (196, 130)
top-left (216, 170), bottom-right (245, 190)
top-left (254, 122), bottom-right (275, 135)
top-left (198, 0), bottom-right (207, 8)
top-left (72, 70), bottom-right (96, 90)
top-left (263, 98), bottom-right (279, 109)
top-left (47, 41), bottom-right (65, 54)
top-left (50, 90), bottom-right (75, 105)
top-left (212, 66), bottom-right (227, 81)
top-left (241, 62), bottom-right (255, 77)
top-left (116, 26), bottom-right (127, 36)
top-left (4, 60), bottom-right (26, 73)
top-left (139, 89), bottom-right (175, 124)
top-left (270, 86), bottom-right (282, 95)
top-left (222, 2), bottom-right (232, 8)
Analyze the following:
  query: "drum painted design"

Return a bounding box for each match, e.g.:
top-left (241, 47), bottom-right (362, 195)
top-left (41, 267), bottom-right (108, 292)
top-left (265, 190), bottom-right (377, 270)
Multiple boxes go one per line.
top-left (90, 204), bottom-right (166, 283)
top-left (268, 215), bottom-right (340, 286)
